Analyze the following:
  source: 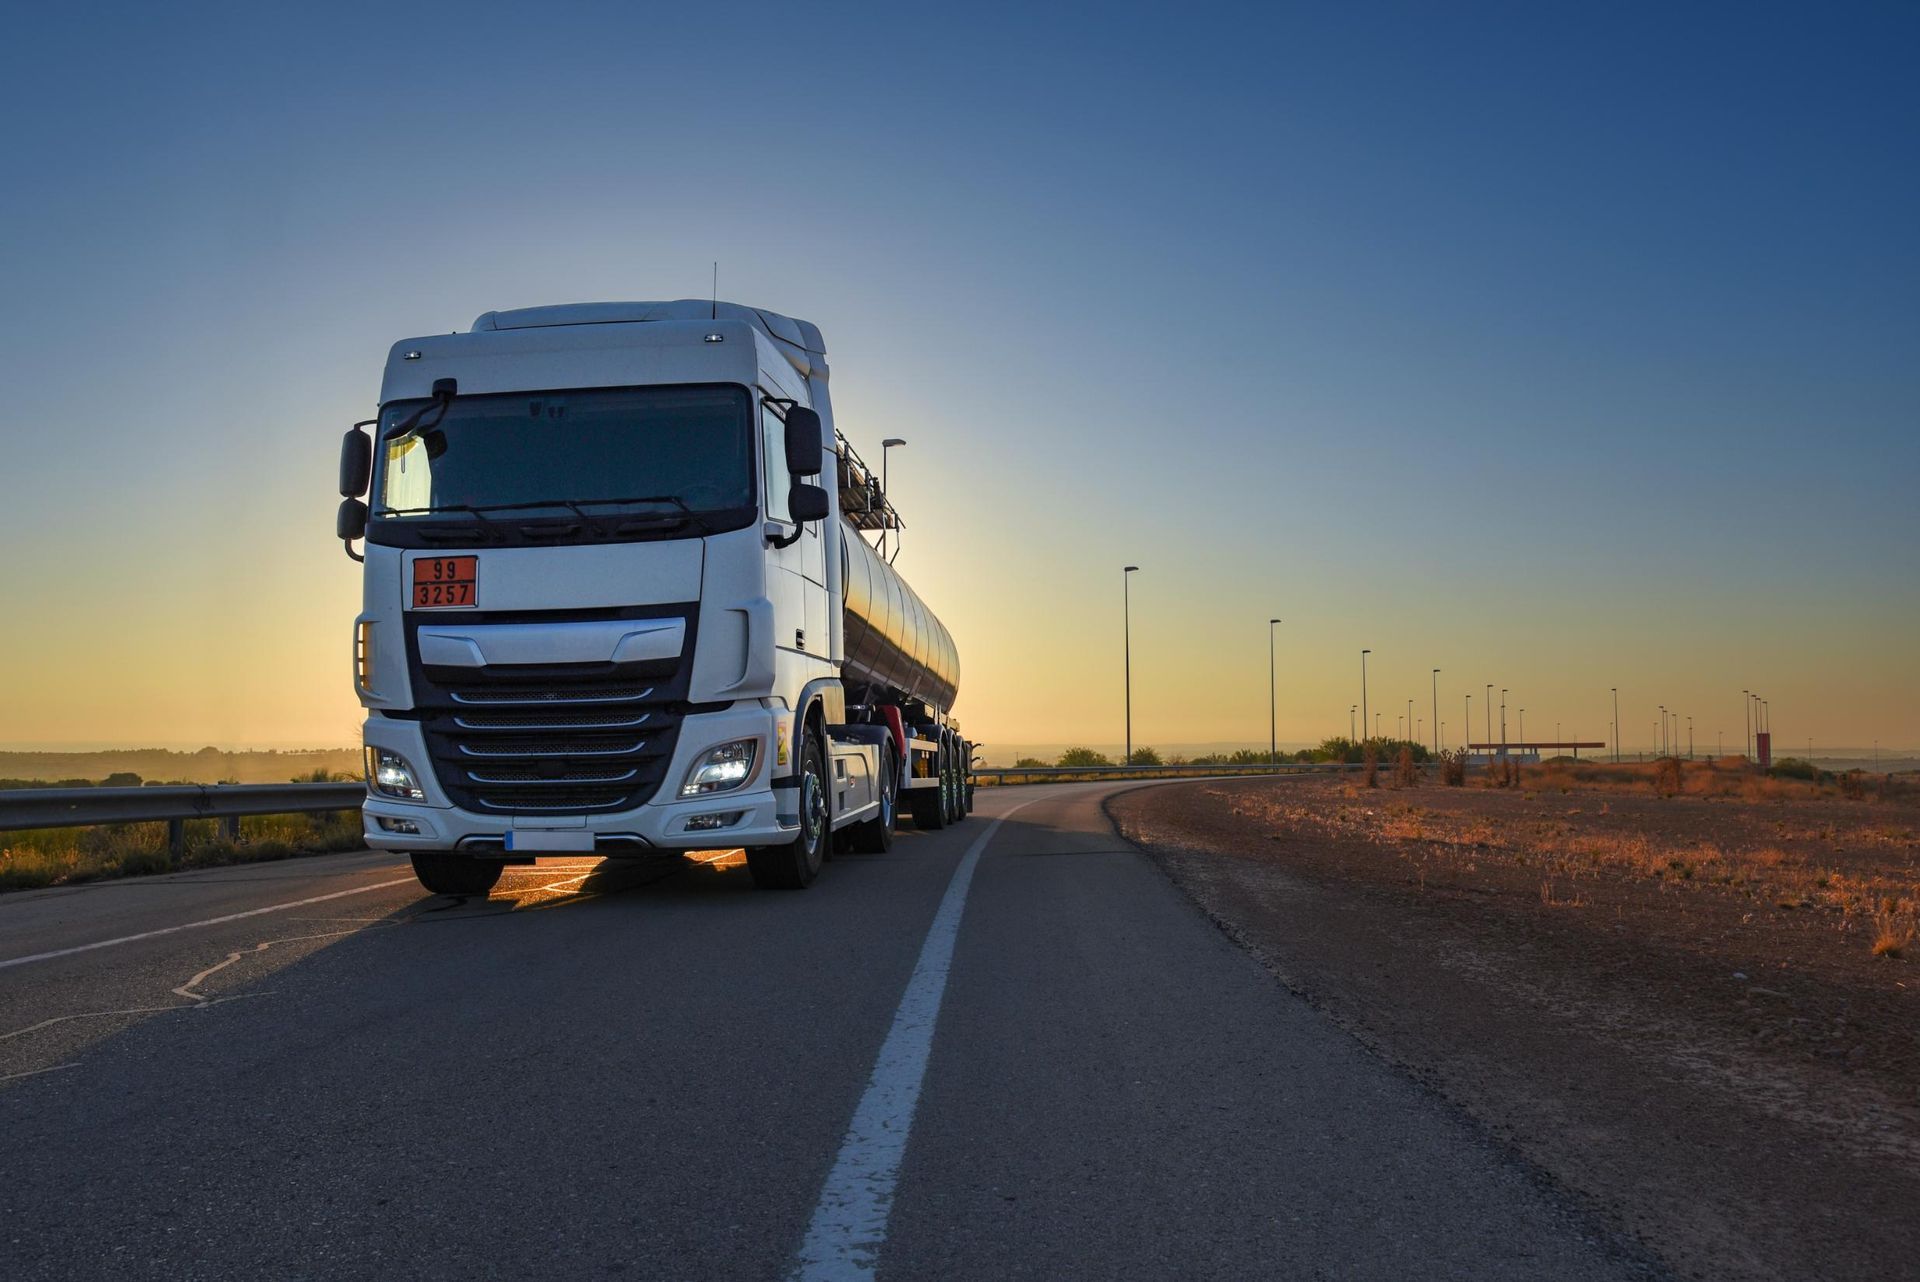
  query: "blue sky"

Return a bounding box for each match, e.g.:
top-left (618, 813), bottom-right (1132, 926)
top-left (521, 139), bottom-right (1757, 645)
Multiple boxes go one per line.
top-left (0, 2), bottom-right (1914, 754)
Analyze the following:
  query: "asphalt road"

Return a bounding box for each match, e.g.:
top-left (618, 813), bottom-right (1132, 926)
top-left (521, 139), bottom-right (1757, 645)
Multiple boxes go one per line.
top-left (0, 781), bottom-right (1645, 1280)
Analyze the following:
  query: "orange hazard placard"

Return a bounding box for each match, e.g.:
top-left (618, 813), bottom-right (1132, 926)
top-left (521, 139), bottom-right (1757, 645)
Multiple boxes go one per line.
top-left (411, 556), bottom-right (477, 609)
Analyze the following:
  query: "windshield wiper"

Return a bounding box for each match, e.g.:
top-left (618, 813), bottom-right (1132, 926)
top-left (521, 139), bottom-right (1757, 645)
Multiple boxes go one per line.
top-left (384, 496), bottom-right (710, 534)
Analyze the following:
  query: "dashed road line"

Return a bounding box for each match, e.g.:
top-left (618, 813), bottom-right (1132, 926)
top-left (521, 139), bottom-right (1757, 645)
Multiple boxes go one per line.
top-left (0, 875), bottom-right (419, 972)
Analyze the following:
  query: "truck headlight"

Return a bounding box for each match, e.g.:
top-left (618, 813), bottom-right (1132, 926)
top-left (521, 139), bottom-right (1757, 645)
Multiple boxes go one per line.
top-left (365, 746), bottom-right (426, 801)
top-left (680, 739), bottom-right (758, 797)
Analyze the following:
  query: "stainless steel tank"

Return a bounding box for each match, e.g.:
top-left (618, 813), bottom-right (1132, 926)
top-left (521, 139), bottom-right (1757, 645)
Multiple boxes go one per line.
top-left (840, 526), bottom-right (960, 712)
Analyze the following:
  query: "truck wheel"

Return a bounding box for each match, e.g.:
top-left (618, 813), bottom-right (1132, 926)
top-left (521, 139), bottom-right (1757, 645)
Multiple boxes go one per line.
top-left (909, 745), bottom-right (947, 830)
top-left (944, 747), bottom-right (966, 825)
top-left (849, 747), bottom-right (897, 853)
top-left (410, 853), bottom-right (504, 897)
top-left (747, 733), bottom-right (828, 888)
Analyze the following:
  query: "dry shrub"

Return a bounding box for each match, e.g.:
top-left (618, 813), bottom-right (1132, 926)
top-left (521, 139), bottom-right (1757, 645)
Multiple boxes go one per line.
top-left (1481, 757), bottom-right (1518, 789)
top-left (1362, 745), bottom-right (1379, 789)
top-left (1839, 771), bottom-right (1870, 801)
top-left (1871, 906), bottom-right (1915, 958)
top-left (1653, 757), bottom-right (1683, 798)
top-left (1441, 750), bottom-right (1467, 787)
top-left (1394, 745), bottom-right (1417, 788)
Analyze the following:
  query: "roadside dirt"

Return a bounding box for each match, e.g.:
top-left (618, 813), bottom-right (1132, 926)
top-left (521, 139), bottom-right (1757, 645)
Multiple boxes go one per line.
top-left (1109, 770), bottom-right (1920, 1282)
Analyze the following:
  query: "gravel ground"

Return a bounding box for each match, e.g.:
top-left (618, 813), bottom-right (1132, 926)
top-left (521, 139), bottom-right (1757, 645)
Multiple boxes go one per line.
top-left (1110, 773), bottom-right (1920, 1282)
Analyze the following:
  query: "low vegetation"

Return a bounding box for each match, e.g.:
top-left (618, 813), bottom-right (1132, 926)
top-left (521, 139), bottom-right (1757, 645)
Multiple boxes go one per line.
top-left (0, 770), bottom-right (366, 893)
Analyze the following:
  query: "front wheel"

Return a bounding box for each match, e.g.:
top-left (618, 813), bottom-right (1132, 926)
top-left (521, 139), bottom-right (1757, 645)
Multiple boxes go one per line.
top-left (747, 732), bottom-right (829, 889)
top-left (410, 852), bottom-right (504, 897)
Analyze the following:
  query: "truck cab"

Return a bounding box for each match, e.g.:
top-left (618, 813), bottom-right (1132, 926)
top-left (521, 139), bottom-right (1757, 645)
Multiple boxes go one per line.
top-left (337, 301), bottom-right (968, 895)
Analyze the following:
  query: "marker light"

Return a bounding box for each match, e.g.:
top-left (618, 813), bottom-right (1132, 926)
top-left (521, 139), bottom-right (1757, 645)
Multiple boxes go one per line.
top-left (680, 739), bottom-right (758, 797)
top-left (365, 747), bottom-right (426, 801)
top-left (355, 621), bottom-right (375, 691)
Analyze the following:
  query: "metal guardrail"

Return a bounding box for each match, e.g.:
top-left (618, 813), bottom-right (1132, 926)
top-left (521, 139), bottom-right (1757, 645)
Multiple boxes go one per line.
top-left (0, 783), bottom-right (366, 854)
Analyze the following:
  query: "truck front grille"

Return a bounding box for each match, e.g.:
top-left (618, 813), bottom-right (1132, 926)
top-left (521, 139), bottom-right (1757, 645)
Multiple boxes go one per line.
top-left (403, 608), bottom-right (699, 816)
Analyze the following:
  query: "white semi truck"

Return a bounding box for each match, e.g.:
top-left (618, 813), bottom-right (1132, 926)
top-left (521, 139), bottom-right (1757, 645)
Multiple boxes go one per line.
top-left (335, 300), bottom-right (972, 896)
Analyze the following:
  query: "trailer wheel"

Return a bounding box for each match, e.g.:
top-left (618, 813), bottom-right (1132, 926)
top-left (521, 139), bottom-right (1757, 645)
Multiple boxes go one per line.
top-left (849, 746), bottom-right (897, 853)
top-left (410, 853), bottom-right (504, 898)
top-left (944, 748), bottom-right (965, 825)
top-left (747, 732), bottom-right (828, 888)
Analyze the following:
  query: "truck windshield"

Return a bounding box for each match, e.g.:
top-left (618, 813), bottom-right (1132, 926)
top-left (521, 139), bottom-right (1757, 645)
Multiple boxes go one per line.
top-left (372, 384), bottom-right (754, 529)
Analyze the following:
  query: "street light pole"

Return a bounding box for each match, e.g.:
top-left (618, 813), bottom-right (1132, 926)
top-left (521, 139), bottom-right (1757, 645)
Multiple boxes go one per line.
top-left (1658, 705), bottom-right (1666, 757)
top-left (1744, 690), bottom-right (1752, 759)
top-left (1688, 715), bottom-right (1694, 760)
top-left (1465, 694), bottom-right (1471, 758)
top-left (1123, 566), bottom-right (1139, 765)
top-left (1349, 706), bottom-right (1357, 743)
top-left (1612, 687), bottom-right (1620, 764)
top-left (879, 438), bottom-right (905, 557)
top-left (1268, 619), bottom-right (1281, 765)
top-left (1431, 669), bottom-right (1441, 754)
top-left (1500, 689), bottom-right (1508, 756)
top-left (1361, 650), bottom-right (1371, 745)
top-left (1485, 685), bottom-right (1492, 749)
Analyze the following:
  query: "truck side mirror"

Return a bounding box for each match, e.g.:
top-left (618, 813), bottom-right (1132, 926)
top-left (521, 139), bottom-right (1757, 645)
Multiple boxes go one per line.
top-left (340, 428), bottom-right (372, 497)
top-left (337, 497), bottom-right (368, 543)
top-left (784, 407), bottom-right (823, 477)
top-left (788, 483), bottom-right (830, 524)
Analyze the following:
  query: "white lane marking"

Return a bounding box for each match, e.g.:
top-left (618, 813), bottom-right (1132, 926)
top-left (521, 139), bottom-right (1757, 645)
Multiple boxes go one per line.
top-left (0, 1062), bottom-right (80, 1084)
top-left (791, 799), bottom-right (1035, 1281)
top-left (0, 875), bottom-right (417, 972)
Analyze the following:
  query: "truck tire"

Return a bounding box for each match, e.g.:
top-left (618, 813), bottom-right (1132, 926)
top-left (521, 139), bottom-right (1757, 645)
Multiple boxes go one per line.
top-left (849, 747), bottom-right (897, 853)
top-left (944, 741), bottom-right (967, 825)
top-left (909, 743), bottom-right (947, 831)
top-left (410, 853), bottom-right (504, 897)
top-left (747, 732), bottom-right (828, 888)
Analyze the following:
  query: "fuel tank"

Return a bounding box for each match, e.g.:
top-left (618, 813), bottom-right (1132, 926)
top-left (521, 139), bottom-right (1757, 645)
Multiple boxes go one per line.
top-left (839, 524), bottom-right (960, 712)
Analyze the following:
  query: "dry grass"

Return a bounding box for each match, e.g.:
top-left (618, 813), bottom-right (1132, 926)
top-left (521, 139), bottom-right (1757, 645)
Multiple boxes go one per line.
top-left (1362, 746), bottom-right (1379, 789)
top-left (0, 810), bottom-right (365, 892)
top-left (1871, 904), bottom-right (1916, 958)
top-left (1225, 775), bottom-right (1920, 958)
top-left (1440, 750), bottom-right (1467, 787)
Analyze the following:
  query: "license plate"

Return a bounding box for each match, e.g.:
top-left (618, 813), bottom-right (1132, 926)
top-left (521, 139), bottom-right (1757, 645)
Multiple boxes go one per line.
top-left (504, 830), bottom-right (596, 853)
top-left (412, 556), bottom-right (477, 609)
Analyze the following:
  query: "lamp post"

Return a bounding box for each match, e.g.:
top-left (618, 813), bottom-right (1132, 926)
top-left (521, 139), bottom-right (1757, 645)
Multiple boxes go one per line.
top-left (1519, 708), bottom-right (1526, 748)
top-left (1743, 689), bottom-right (1752, 759)
top-left (1268, 619), bottom-right (1282, 765)
top-left (1406, 699), bottom-right (1413, 745)
top-left (1612, 688), bottom-right (1620, 763)
top-left (1431, 669), bottom-right (1441, 754)
top-left (1361, 650), bottom-right (1371, 745)
top-left (1659, 706), bottom-right (1667, 757)
top-left (1465, 694), bottom-right (1472, 757)
top-left (1500, 689), bottom-right (1508, 755)
top-left (879, 437), bottom-right (905, 557)
top-left (1688, 715), bottom-right (1694, 760)
top-left (1123, 566), bottom-right (1139, 765)
top-left (1349, 706), bottom-right (1357, 743)
top-left (1485, 685), bottom-right (1493, 748)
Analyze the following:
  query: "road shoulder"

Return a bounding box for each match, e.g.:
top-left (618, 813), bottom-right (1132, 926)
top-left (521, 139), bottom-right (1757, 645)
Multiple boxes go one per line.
top-left (1109, 778), bottom-right (1920, 1282)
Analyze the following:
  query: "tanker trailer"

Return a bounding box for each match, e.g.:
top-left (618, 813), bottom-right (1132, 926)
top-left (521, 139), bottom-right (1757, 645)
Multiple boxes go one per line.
top-left (336, 298), bottom-right (971, 895)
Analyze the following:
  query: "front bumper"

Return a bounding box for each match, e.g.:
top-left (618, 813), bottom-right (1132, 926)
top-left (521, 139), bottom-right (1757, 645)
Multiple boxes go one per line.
top-left (360, 705), bottom-right (796, 853)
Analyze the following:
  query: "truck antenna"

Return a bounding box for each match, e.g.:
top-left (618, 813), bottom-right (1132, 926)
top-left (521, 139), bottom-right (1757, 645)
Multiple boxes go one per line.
top-left (711, 262), bottom-right (718, 319)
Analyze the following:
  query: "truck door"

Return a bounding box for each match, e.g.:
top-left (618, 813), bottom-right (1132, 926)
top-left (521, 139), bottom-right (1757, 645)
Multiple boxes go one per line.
top-left (762, 395), bottom-right (829, 660)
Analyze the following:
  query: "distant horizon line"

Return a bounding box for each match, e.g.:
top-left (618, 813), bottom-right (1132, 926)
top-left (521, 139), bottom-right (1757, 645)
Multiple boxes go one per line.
top-left (5, 740), bottom-right (1914, 760)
